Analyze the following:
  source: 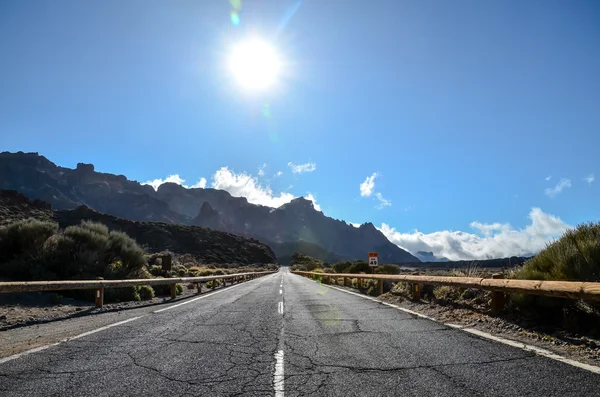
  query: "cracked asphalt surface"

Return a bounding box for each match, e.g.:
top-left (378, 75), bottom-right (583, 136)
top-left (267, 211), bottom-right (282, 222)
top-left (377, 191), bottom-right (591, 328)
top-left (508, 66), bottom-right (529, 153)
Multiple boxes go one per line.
top-left (1, 268), bottom-right (599, 396)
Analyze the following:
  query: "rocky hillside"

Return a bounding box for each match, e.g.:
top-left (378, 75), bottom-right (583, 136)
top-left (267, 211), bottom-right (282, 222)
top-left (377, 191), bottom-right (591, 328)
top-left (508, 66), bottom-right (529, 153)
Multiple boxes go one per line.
top-left (0, 152), bottom-right (185, 223)
top-left (0, 190), bottom-right (276, 265)
top-left (0, 152), bottom-right (419, 264)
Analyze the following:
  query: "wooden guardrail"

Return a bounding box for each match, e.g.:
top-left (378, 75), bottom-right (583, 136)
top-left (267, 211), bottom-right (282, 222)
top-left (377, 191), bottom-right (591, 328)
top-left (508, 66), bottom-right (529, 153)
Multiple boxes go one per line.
top-left (0, 271), bottom-right (276, 308)
top-left (291, 270), bottom-right (600, 312)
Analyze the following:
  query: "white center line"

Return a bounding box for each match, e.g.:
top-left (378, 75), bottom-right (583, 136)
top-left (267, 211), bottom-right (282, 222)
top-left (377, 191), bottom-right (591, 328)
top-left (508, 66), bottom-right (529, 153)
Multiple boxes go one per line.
top-left (274, 350), bottom-right (284, 397)
top-left (279, 289), bottom-right (282, 294)
top-left (278, 301), bottom-right (284, 314)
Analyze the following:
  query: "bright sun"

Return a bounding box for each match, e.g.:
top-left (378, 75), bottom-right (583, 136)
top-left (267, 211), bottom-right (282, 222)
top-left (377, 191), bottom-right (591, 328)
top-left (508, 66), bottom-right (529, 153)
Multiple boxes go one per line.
top-left (228, 39), bottom-right (281, 91)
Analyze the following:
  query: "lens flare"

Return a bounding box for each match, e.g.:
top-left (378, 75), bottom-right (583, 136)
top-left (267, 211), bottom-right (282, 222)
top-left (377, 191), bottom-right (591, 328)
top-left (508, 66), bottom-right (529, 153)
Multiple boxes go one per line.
top-left (230, 11), bottom-right (240, 26)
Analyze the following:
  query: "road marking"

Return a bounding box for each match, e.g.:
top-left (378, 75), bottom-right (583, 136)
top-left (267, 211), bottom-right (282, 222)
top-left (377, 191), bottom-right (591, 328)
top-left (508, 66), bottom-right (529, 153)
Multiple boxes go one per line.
top-left (297, 276), bottom-right (600, 375)
top-left (274, 349), bottom-right (284, 396)
top-left (69, 316), bottom-right (143, 340)
top-left (279, 289), bottom-right (282, 294)
top-left (0, 316), bottom-right (143, 365)
top-left (154, 282), bottom-right (247, 313)
top-left (463, 328), bottom-right (600, 375)
top-left (278, 301), bottom-right (284, 314)
top-left (0, 343), bottom-right (60, 365)
top-left (0, 275), bottom-right (274, 366)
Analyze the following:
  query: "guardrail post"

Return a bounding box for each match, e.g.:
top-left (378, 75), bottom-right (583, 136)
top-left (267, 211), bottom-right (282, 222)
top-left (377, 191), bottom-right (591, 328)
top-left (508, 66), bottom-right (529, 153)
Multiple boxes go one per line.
top-left (378, 280), bottom-right (383, 295)
top-left (170, 283), bottom-right (177, 299)
top-left (491, 273), bottom-right (505, 313)
top-left (95, 277), bottom-right (104, 308)
top-left (344, 277), bottom-right (349, 287)
top-left (212, 279), bottom-right (217, 290)
top-left (196, 283), bottom-right (202, 294)
top-left (411, 283), bottom-right (420, 301)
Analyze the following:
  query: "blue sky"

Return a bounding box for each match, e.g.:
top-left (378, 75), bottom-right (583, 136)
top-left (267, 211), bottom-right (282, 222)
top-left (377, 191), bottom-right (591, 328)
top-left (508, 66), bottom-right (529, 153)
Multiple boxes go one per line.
top-left (1, 1), bottom-right (598, 260)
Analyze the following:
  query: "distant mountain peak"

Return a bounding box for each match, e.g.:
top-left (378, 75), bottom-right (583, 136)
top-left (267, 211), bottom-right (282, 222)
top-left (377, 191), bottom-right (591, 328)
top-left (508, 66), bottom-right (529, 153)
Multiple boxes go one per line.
top-left (279, 197), bottom-right (314, 211)
top-left (0, 151), bottom-right (420, 264)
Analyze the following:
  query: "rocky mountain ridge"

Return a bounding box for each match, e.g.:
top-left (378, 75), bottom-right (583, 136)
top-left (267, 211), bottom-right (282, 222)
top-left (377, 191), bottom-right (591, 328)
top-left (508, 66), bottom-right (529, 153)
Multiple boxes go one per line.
top-left (0, 151), bottom-right (420, 263)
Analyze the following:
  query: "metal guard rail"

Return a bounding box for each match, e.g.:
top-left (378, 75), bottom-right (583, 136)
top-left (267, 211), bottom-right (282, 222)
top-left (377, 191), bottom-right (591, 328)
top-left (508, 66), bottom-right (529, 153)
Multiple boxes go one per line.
top-left (0, 271), bottom-right (276, 308)
top-left (291, 270), bottom-right (600, 310)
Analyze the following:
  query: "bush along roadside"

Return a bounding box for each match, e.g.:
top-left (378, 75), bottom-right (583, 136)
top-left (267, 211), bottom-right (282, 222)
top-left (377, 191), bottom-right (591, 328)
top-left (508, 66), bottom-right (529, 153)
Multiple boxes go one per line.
top-left (0, 218), bottom-right (277, 304)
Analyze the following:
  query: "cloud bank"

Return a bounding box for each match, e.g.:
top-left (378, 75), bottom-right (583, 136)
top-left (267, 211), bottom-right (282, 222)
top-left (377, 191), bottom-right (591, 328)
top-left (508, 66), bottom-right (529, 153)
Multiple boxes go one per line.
top-left (379, 208), bottom-right (571, 261)
top-left (212, 167), bottom-right (295, 208)
top-left (143, 174), bottom-right (206, 190)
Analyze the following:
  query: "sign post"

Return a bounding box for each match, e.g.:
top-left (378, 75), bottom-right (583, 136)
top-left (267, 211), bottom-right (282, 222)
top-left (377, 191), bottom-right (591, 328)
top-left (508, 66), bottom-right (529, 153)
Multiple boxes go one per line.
top-left (368, 252), bottom-right (379, 274)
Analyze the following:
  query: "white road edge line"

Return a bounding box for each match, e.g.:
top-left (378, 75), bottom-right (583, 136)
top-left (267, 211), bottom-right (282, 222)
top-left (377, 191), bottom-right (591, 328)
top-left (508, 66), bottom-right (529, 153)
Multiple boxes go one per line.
top-left (0, 316), bottom-right (143, 365)
top-left (154, 281), bottom-right (247, 313)
top-left (463, 328), bottom-right (600, 375)
top-left (68, 316), bottom-right (143, 340)
top-left (274, 349), bottom-right (284, 397)
top-left (302, 278), bottom-right (600, 375)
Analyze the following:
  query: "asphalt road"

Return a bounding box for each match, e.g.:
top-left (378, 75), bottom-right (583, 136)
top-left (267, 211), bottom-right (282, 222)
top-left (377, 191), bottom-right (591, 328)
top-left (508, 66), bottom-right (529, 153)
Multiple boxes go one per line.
top-left (0, 268), bottom-right (598, 396)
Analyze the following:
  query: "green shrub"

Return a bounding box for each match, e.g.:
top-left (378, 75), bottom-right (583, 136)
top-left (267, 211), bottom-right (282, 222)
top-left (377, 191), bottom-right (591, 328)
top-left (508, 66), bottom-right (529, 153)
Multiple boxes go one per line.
top-left (0, 219), bottom-right (59, 279)
top-left (106, 230), bottom-right (147, 277)
top-left (433, 286), bottom-right (460, 301)
top-left (333, 261), bottom-right (352, 273)
top-left (175, 283), bottom-right (184, 295)
top-left (511, 223), bottom-right (600, 327)
top-left (138, 285), bottom-right (155, 300)
top-left (206, 280), bottom-right (222, 289)
top-left (172, 264), bottom-right (188, 277)
top-left (376, 264), bottom-right (401, 275)
top-left (516, 223), bottom-right (600, 282)
top-left (347, 261), bottom-right (371, 274)
top-left (149, 265), bottom-right (163, 277)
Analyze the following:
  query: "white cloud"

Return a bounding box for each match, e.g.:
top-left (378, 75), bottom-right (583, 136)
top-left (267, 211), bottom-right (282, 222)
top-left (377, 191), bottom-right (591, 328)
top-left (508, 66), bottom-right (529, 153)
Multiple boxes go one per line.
top-left (379, 208), bottom-right (571, 261)
top-left (258, 163), bottom-right (267, 177)
top-left (142, 174), bottom-right (207, 191)
top-left (359, 172), bottom-right (378, 197)
top-left (544, 178), bottom-right (571, 198)
top-left (288, 161), bottom-right (316, 174)
top-left (545, 175), bottom-right (552, 181)
top-left (305, 193), bottom-right (322, 212)
top-left (191, 177), bottom-right (207, 189)
top-left (275, 171), bottom-right (283, 177)
top-left (584, 173), bottom-right (595, 185)
top-left (375, 192), bottom-right (391, 209)
top-left (211, 167), bottom-right (295, 208)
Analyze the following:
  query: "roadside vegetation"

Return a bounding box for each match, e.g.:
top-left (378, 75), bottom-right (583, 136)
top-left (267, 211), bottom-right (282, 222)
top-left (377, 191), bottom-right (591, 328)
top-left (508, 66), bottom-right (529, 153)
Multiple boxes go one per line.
top-left (0, 218), bottom-right (276, 304)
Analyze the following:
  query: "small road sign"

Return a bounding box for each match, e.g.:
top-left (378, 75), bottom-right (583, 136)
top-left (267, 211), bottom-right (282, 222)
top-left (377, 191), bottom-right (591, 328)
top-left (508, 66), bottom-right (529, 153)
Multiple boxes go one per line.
top-left (368, 252), bottom-right (379, 267)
